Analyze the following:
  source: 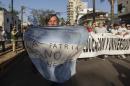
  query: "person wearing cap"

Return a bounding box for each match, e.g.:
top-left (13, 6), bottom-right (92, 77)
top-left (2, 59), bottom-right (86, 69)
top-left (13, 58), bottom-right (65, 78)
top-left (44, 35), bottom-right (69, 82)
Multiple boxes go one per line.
top-left (11, 26), bottom-right (18, 53)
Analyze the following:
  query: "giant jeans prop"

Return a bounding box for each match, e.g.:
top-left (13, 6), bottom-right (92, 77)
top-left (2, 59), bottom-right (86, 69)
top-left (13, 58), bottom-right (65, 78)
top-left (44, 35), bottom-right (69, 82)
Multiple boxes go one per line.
top-left (23, 26), bottom-right (89, 83)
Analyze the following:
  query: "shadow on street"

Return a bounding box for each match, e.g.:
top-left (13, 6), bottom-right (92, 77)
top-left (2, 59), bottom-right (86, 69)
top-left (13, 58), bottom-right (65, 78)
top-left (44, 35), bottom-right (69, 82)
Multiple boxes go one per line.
top-left (1, 52), bottom-right (130, 86)
top-left (108, 58), bottom-right (130, 86)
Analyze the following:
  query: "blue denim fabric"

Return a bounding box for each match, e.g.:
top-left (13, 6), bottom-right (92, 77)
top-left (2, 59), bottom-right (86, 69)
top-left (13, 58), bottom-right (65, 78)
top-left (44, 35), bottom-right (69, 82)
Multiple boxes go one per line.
top-left (24, 26), bottom-right (89, 83)
top-left (54, 60), bottom-right (76, 83)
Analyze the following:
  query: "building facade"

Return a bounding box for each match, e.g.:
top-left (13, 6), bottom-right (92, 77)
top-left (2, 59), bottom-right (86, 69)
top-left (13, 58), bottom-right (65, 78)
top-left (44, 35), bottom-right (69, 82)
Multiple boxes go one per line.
top-left (118, 0), bottom-right (130, 22)
top-left (0, 8), bottom-right (20, 32)
top-left (77, 1), bottom-right (88, 24)
top-left (79, 11), bottom-right (109, 25)
top-left (67, 0), bottom-right (86, 25)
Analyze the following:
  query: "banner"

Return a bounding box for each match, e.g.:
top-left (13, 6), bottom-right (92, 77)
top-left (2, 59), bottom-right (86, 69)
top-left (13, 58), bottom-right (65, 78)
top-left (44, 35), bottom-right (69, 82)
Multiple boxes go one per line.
top-left (24, 26), bottom-right (89, 83)
top-left (79, 33), bottom-right (130, 58)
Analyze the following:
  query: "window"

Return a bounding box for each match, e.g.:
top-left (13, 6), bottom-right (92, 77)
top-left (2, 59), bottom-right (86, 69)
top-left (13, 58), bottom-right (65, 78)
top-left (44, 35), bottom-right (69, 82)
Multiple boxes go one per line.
top-left (7, 18), bottom-right (9, 23)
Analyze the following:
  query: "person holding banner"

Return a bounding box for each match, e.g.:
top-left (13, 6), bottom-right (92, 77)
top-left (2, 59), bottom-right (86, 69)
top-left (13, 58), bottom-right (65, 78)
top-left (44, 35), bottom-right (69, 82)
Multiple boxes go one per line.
top-left (46, 14), bottom-right (59, 26)
top-left (95, 22), bottom-right (108, 33)
top-left (111, 23), bottom-right (120, 35)
top-left (24, 14), bottom-right (89, 85)
top-left (122, 24), bottom-right (130, 37)
top-left (127, 24), bottom-right (130, 30)
top-left (83, 21), bottom-right (99, 43)
top-left (46, 14), bottom-right (77, 85)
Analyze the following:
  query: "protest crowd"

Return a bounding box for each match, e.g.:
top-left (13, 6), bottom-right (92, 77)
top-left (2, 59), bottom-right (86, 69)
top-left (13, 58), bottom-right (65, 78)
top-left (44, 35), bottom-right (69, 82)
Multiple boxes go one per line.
top-left (83, 20), bottom-right (130, 59)
top-left (1, 19), bottom-right (130, 59)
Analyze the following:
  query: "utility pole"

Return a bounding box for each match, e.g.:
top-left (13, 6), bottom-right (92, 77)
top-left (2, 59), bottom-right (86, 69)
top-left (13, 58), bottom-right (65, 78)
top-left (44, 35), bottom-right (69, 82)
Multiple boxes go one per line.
top-left (11, 0), bottom-right (14, 29)
top-left (21, 6), bottom-right (25, 33)
top-left (20, 6), bottom-right (26, 49)
top-left (93, 0), bottom-right (95, 22)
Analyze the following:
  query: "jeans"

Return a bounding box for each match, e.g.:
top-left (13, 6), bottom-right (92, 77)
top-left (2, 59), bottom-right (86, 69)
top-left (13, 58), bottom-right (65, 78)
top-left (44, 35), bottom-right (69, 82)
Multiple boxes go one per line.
top-left (0, 41), bottom-right (5, 51)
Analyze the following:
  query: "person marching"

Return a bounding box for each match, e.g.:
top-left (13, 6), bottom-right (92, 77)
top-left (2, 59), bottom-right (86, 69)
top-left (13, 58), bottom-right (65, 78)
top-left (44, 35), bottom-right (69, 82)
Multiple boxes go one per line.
top-left (0, 26), bottom-right (6, 52)
top-left (11, 26), bottom-right (18, 53)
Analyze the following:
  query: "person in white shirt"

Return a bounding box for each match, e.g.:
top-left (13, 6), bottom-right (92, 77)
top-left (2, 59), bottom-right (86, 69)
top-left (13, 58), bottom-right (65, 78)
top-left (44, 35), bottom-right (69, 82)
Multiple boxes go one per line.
top-left (119, 22), bottom-right (127, 30)
top-left (111, 23), bottom-right (120, 35)
top-left (127, 24), bottom-right (130, 31)
top-left (111, 23), bottom-right (127, 59)
top-left (95, 22), bottom-right (108, 33)
top-left (117, 22), bottom-right (129, 37)
top-left (122, 24), bottom-right (130, 38)
top-left (95, 22), bottom-right (108, 59)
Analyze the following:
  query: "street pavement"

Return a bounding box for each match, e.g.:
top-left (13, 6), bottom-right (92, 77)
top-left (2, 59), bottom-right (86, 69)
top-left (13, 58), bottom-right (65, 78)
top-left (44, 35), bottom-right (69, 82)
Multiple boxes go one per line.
top-left (0, 40), bottom-right (24, 75)
top-left (0, 50), bottom-right (130, 86)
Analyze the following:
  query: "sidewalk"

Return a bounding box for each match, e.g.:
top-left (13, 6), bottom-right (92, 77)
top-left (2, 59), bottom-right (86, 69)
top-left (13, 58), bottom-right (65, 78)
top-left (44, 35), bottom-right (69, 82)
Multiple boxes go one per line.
top-left (0, 42), bottom-right (25, 72)
top-left (0, 47), bottom-right (25, 64)
top-left (0, 38), bottom-right (24, 57)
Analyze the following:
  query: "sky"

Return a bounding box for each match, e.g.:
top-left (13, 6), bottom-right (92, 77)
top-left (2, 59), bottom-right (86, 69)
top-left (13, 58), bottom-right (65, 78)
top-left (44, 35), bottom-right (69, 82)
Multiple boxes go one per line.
top-left (0, 0), bottom-right (117, 21)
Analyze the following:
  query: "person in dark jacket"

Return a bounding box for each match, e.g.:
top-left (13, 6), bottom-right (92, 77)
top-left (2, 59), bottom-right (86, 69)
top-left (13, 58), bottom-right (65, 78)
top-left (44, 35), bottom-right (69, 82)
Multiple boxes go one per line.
top-left (0, 26), bottom-right (6, 52)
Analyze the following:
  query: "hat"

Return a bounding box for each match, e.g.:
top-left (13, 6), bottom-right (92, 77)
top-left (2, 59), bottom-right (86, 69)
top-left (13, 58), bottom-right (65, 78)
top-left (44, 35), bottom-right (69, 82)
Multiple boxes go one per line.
top-left (113, 23), bottom-right (119, 27)
top-left (120, 21), bottom-right (126, 24)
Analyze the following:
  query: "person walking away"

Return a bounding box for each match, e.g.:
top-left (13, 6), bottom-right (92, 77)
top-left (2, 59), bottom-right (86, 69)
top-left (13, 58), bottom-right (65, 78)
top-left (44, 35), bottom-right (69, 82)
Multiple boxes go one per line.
top-left (27, 14), bottom-right (88, 85)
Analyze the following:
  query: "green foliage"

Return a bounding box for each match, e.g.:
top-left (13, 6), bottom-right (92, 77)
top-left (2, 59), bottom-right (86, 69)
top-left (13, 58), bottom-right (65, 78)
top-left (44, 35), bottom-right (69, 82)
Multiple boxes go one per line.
top-left (0, 1), bottom-right (3, 8)
top-left (60, 17), bottom-right (65, 26)
top-left (8, 3), bottom-right (19, 16)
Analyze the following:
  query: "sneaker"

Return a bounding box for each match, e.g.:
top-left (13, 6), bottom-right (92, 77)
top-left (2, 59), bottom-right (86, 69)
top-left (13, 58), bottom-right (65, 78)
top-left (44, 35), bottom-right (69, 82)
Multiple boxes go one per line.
top-left (104, 55), bottom-right (108, 58)
top-left (121, 55), bottom-right (126, 59)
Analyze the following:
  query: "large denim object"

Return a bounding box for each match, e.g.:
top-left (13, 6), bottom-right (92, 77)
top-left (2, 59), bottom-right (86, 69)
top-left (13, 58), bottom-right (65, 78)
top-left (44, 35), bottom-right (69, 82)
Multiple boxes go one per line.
top-left (23, 26), bottom-right (89, 83)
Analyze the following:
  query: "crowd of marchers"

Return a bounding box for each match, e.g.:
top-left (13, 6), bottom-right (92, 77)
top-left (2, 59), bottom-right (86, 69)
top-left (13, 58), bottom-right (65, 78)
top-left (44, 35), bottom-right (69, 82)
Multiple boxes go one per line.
top-left (83, 21), bottom-right (130, 59)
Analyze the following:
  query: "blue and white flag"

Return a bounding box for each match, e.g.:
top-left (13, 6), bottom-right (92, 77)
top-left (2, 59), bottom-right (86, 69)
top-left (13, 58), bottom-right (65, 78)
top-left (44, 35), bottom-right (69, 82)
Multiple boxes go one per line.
top-left (24, 26), bottom-right (89, 83)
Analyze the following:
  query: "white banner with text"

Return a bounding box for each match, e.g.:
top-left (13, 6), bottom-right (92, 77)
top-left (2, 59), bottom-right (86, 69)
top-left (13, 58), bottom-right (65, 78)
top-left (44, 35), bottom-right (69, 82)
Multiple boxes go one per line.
top-left (79, 33), bottom-right (130, 58)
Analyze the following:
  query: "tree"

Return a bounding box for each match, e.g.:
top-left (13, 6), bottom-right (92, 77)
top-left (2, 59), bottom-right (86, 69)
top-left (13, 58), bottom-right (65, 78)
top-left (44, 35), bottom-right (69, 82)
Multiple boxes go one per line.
top-left (8, 4), bottom-right (19, 16)
top-left (0, 1), bottom-right (4, 9)
top-left (108, 0), bottom-right (115, 22)
top-left (93, 0), bottom-right (96, 22)
top-left (60, 17), bottom-right (65, 26)
top-left (101, 0), bottom-right (116, 22)
top-left (0, 1), bottom-right (2, 7)
top-left (92, 0), bottom-right (115, 22)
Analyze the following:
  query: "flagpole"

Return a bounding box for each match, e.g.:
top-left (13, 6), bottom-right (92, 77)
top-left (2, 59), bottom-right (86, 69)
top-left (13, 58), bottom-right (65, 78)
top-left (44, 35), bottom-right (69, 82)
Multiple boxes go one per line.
top-left (11, 0), bottom-right (14, 28)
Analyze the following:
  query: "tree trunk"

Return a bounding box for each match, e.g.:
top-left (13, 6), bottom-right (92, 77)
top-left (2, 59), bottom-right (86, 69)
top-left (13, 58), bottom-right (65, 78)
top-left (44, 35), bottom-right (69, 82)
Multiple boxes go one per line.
top-left (93, 0), bottom-right (96, 22)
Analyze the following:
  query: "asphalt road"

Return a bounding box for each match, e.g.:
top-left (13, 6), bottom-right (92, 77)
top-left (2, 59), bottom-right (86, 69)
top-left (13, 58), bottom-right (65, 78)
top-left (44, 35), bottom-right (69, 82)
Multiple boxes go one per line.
top-left (0, 51), bottom-right (130, 86)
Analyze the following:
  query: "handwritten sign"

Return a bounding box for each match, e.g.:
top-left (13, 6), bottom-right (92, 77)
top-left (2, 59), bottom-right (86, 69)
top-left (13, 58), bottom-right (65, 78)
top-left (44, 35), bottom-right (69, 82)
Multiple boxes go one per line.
top-left (24, 26), bottom-right (89, 83)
